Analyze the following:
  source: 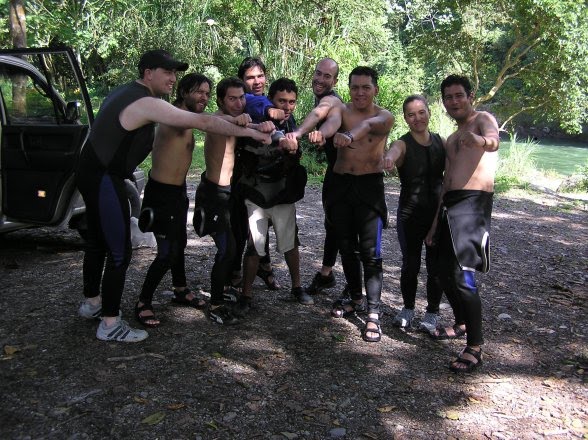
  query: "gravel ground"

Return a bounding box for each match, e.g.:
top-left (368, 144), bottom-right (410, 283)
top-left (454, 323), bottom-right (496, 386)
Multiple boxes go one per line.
top-left (0, 179), bottom-right (586, 439)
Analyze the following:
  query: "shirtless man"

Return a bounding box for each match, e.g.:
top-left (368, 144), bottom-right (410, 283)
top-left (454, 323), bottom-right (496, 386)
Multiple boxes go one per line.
top-left (426, 74), bottom-right (499, 373)
top-left (308, 66), bottom-right (394, 343)
top-left (286, 58), bottom-right (361, 296)
top-left (76, 50), bottom-right (271, 342)
top-left (135, 73), bottom-right (213, 327)
top-left (193, 77), bottom-right (274, 325)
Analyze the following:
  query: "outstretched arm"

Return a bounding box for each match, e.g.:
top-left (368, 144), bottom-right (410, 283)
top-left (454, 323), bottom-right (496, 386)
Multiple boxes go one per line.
top-left (383, 139), bottom-right (406, 171)
top-left (459, 111), bottom-right (500, 152)
top-left (286, 95), bottom-right (341, 140)
top-left (333, 109), bottom-right (395, 148)
top-left (120, 97), bottom-right (272, 144)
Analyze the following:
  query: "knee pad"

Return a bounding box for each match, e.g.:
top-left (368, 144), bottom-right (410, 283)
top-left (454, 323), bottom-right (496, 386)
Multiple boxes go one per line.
top-left (362, 257), bottom-right (383, 272)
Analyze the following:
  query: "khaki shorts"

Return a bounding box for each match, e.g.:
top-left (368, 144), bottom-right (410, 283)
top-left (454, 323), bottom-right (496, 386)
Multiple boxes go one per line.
top-left (245, 199), bottom-right (297, 255)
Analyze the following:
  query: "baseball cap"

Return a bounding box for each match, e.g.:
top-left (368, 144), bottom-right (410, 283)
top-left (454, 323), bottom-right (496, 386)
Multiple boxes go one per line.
top-left (138, 49), bottom-right (189, 73)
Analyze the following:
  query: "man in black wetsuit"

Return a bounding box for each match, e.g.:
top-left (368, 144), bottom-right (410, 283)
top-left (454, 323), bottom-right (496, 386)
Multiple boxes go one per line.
top-left (426, 74), bottom-right (500, 372)
top-left (308, 66), bottom-right (395, 343)
top-left (286, 58), bottom-right (361, 297)
top-left (193, 77), bottom-right (275, 325)
top-left (384, 95), bottom-right (445, 333)
top-left (76, 50), bottom-right (271, 342)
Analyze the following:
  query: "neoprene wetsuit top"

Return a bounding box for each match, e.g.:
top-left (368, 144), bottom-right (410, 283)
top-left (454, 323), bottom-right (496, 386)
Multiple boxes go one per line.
top-left (79, 81), bottom-right (154, 178)
top-left (397, 132), bottom-right (445, 223)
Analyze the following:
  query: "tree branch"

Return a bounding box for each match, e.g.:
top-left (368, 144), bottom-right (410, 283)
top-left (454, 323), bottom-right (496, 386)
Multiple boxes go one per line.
top-left (499, 100), bottom-right (549, 131)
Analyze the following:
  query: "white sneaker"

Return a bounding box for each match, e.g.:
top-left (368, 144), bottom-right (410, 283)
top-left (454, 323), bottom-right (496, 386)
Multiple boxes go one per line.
top-left (96, 317), bottom-right (148, 342)
top-left (419, 312), bottom-right (439, 334)
top-left (78, 299), bottom-right (102, 319)
top-left (392, 308), bottom-right (414, 328)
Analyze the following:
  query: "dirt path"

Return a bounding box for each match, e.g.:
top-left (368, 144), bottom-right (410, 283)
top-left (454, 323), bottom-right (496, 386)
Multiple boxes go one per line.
top-left (0, 180), bottom-right (586, 439)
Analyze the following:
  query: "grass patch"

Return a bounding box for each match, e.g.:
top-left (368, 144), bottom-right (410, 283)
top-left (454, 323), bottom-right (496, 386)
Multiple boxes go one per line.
top-left (494, 175), bottom-right (530, 193)
top-left (497, 134), bottom-right (537, 181)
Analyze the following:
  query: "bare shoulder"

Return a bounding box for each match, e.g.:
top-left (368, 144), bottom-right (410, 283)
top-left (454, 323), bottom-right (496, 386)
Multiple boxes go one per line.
top-left (475, 110), bottom-right (497, 123)
top-left (320, 94), bottom-right (342, 107)
top-left (473, 110), bottom-right (499, 135)
top-left (376, 105), bottom-right (394, 119)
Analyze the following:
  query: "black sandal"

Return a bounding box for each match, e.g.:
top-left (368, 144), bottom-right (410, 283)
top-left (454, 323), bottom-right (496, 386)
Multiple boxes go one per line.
top-left (331, 297), bottom-right (366, 318)
top-left (256, 266), bottom-right (280, 290)
top-left (432, 324), bottom-right (466, 340)
top-left (171, 288), bottom-right (207, 309)
top-left (362, 317), bottom-right (382, 343)
top-left (135, 302), bottom-right (160, 328)
top-left (449, 346), bottom-right (483, 373)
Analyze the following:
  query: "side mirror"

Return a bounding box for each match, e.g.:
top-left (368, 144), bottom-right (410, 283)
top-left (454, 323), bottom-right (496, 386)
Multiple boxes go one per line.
top-left (65, 101), bottom-right (81, 122)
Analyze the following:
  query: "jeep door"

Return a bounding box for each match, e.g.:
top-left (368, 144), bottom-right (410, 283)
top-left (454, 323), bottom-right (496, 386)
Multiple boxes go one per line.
top-left (0, 47), bottom-right (93, 225)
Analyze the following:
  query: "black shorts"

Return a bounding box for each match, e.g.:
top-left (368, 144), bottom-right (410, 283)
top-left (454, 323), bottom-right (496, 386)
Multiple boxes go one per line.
top-left (138, 178), bottom-right (188, 241)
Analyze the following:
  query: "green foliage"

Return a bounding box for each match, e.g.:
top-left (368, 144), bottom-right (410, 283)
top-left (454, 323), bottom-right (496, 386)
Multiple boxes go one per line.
top-left (392, 0), bottom-right (588, 134)
top-left (575, 161), bottom-right (588, 192)
top-left (558, 160), bottom-right (588, 193)
top-left (2, 0), bottom-right (585, 137)
top-left (497, 134), bottom-right (537, 181)
top-left (493, 175), bottom-right (530, 193)
top-left (299, 141), bottom-right (328, 181)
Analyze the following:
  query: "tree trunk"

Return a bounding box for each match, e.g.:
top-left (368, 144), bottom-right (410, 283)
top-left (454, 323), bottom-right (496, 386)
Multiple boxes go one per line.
top-left (9, 0), bottom-right (27, 115)
top-left (9, 0), bottom-right (26, 49)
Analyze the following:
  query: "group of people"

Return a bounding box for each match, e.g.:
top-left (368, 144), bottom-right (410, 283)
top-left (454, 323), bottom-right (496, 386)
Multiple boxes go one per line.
top-left (75, 49), bottom-right (499, 373)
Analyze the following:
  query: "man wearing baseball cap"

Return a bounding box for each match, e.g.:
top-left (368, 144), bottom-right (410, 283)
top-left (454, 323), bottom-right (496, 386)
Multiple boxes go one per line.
top-left (75, 49), bottom-right (273, 343)
top-left (137, 49), bottom-right (189, 74)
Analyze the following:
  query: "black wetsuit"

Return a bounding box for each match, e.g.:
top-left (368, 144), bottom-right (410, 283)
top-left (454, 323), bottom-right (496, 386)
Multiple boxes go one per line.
top-left (75, 81), bottom-right (153, 317)
top-left (317, 90), bottom-right (341, 269)
top-left (324, 172), bottom-right (388, 314)
top-left (193, 173), bottom-right (235, 305)
top-left (438, 190), bottom-right (493, 346)
top-left (396, 132), bottom-right (445, 313)
top-left (138, 177), bottom-right (189, 305)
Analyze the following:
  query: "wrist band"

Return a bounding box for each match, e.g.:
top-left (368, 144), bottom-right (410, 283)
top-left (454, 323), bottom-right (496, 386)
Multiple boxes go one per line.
top-left (343, 131), bottom-right (354, 142)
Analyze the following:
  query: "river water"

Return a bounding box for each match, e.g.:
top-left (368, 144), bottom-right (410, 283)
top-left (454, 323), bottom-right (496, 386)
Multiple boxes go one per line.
top-left (499, 139), bottom-right (588, 176)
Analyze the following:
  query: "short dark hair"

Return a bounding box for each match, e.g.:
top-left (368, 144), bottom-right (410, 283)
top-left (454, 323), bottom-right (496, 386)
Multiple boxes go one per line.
top-left (268, 78), bottom-right (298, 100)
top-left (402, 94), bottom-right (429, 115)
top-left (174, 73), bottom-right (212, 106)
top-left (441, 74), bottom-right (473, 98)
top-left (237, 57), bottom-right (266, 80)
top-left (349, 66), bottom-right (378, 86)
top-left (216, 77), bottom-right (246, 106)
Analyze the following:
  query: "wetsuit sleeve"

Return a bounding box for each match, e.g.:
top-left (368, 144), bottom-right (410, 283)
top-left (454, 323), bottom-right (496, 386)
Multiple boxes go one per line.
top-left (245, 94), bottom-right (273, 124)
